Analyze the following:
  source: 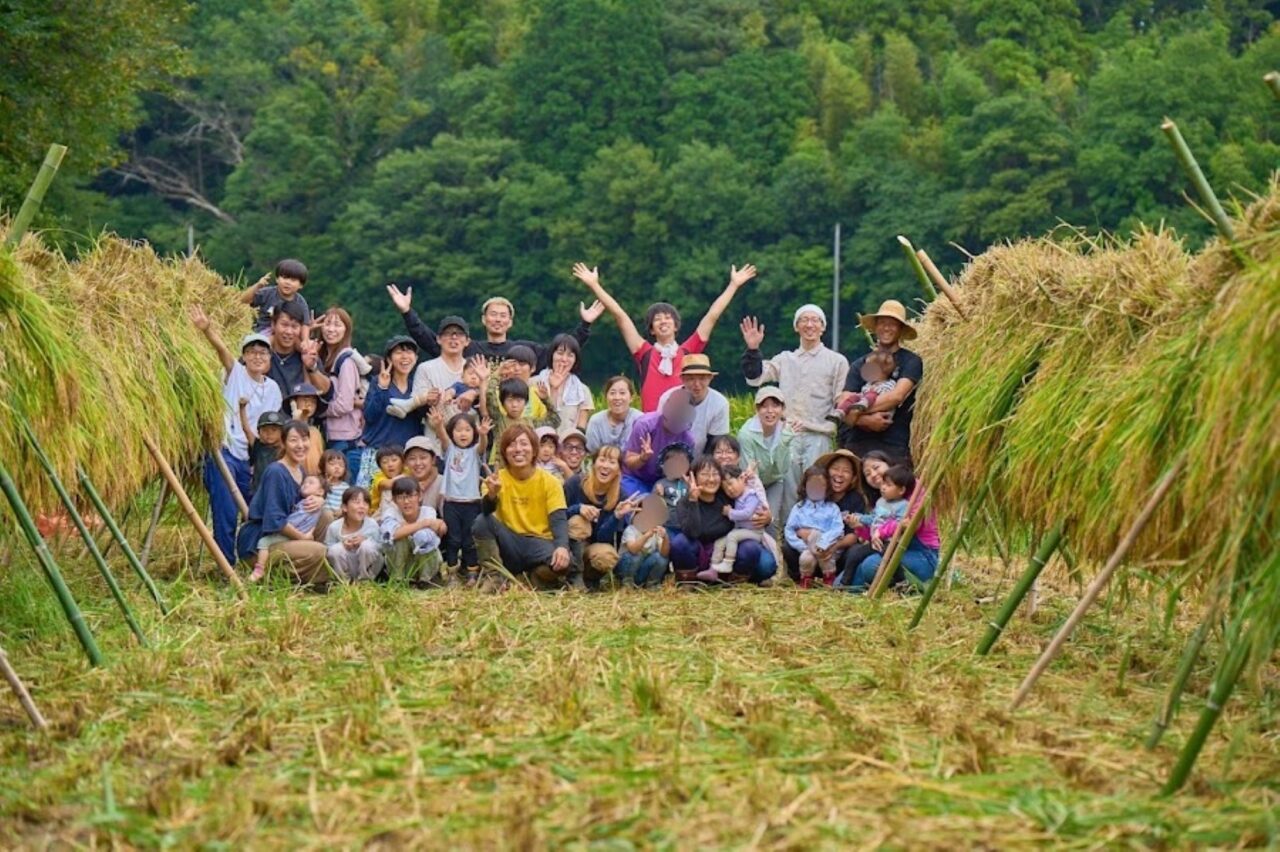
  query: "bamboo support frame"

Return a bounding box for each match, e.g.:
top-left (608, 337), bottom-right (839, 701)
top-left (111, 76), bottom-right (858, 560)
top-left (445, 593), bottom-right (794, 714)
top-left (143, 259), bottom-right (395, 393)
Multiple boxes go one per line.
top-left (916, 249), bottom-right (968, 319)
top-left (4, 144), bottom-right (67, 248)
top-left (868, 486), bottom-right (934, 598)
top-left (897, 236), bottom-right (938, 300)
top-left (76, 467), bottom-right (168, 615)
top-left (0, 459), bottom-right (103, 666)
top-left (140, 481), bottom-right (169, 572)
top-left (141, 435), bottom-right (245, 596)
top-left (1160, 119), bottom-right (1236, 243)
top-left (1146, 614), bottom-right (1212, 750)
top-left (1162, 631), bottom-right (1250, 794)
top-left (210, 447), bottom-right (249, 519)
top-left (21, 423), bottom-right (148, 646)
top-left (909, 472), bottom-right (995, 629)
top-left (1010, 455), bottom-right (1186, 709)
top-left (976, 522), bottom-right (1064, 656)
top-left (0, 644), bottom-right (48, 731)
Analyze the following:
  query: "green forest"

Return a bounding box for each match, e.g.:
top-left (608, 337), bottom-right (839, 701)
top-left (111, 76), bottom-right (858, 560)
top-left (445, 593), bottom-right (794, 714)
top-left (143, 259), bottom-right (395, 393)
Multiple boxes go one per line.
top-left (2, 0), bottom-right (1277, 379)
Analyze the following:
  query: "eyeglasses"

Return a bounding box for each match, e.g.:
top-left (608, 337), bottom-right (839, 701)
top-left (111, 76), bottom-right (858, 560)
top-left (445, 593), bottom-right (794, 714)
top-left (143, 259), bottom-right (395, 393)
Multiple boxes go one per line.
top-left (562, 444), bottom-right (586, 454)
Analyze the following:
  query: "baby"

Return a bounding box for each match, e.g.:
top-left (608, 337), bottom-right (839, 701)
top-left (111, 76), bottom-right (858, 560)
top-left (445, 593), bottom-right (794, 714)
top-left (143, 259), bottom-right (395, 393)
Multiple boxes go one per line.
top-left (835, 350), bottom-right (897, 419)
top-left (850, 465), bottom-right (913, 549)
top-left (252, 474), bottom-right (325, 581)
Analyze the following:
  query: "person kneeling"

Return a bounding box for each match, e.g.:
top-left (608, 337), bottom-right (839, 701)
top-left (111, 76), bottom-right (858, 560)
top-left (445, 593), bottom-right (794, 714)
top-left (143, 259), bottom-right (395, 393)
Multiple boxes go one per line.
top-left (380, 476), bottom-right (446, 585)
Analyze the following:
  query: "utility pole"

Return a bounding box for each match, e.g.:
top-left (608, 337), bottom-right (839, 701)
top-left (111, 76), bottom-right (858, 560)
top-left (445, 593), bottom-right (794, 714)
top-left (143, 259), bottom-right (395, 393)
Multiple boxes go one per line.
top-left (832, 223), bottom-right (841, 352)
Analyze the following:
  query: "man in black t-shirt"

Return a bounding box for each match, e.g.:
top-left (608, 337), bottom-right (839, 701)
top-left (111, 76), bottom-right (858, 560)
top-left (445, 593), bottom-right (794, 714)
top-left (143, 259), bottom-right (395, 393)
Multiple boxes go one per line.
top-left (838, 300), bottom-right (923, 463)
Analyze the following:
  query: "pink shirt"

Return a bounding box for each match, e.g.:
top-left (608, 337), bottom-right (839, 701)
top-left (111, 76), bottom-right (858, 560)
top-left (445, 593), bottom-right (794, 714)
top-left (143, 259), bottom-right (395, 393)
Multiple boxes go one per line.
top-left (878, 483), bottom-right (940, 550)
top-left (323, 350), bottom-right (363, 441)
top-left (634, 332), bottom-right (706, 412)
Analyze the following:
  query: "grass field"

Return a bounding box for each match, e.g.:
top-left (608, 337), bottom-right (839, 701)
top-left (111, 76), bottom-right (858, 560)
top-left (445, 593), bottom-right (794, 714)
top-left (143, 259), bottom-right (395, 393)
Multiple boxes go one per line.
top-left (1, 547), bottom-right (1277, 849)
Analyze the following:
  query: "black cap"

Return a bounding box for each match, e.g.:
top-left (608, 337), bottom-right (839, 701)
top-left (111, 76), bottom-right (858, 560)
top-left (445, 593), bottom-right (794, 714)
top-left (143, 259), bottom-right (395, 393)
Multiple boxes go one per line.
top-left (257, 410), bottom-right (287, 429)
top-left (286, 382), bottom-right (321, 401)
top-left (384, 334), bottom-right (419, 357)
top-left (438, 315), bottom-right (469, 336)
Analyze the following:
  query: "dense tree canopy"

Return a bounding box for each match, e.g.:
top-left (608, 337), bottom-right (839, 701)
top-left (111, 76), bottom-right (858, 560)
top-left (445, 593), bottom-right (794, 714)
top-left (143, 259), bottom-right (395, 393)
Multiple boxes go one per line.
top-left (2, 0), bottom-right (1276, 382)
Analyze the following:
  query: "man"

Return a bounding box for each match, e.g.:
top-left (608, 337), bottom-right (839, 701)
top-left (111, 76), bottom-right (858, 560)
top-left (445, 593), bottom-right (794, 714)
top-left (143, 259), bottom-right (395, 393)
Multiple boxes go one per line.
top-left (385, 284), bottom-right (603, 369)
top-left (740, 303), bottom-right (849, 520)
top-left (679, 354), bottom-right (730, 456)
top-left (838, 300), bottom-right (923, 462)
top-left (621, 389), bottom-right (696, 497)
top-left (265, 300), bottom-right (331, 401)
top-left (390, 315), bottom-right (471, 435)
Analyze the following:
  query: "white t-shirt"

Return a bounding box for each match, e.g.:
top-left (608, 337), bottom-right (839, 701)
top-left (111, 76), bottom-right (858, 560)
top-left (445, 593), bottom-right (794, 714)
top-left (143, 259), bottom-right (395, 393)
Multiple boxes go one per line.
top-left (687, 389), bottom-right (730, 456)
top-left (534, 369), bottom-right (595, 437)
top-left (223, 361), bottom-right (283, 461)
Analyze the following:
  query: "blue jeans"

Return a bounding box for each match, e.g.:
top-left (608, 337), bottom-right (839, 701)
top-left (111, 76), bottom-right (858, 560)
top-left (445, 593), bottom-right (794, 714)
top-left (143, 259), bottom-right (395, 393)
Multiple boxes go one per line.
top-left (203, 448), bottom-right (250, 564)
top-left (846, 539), bottom-right (939, 592)
top-left (326, 439), bottom-right (362, 484)
top-left (616, 551), bottom-right (668, 586)
top-left (669, 534), bottom-right (772, 584)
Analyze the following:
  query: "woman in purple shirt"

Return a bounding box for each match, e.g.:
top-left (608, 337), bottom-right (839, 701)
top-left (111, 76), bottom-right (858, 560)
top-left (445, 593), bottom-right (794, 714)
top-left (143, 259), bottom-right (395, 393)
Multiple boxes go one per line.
top-left (621, 388), bottom-right (696, 497)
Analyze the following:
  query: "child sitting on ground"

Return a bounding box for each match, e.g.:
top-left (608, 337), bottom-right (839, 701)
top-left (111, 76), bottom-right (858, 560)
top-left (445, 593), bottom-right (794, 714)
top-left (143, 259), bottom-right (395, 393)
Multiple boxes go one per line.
top-left (380, 476), bottom-right (446, 585)
top-left (850, 465), bottom-right (912, 551)
top-left (785, 465), bottom-right (846, 588)
top-left (369, 445), bottom-right (405, 517)
top-left (252, 474), bottom-right (325, 581)
top-left (431, 409), bottom-right (492, 587)
top-left (535, 427), bottom-right (573, 480)
top-left (242, 258), bottom-right (313, 332)
top-left (617, 494), bottom-right (670, 588)
top-left (321, 450), bottom-right (349, 513)
top-left (834, 350), bottom-right (897, 419)
top-left (323, 486), bottom-right (383, 582)
top-left (701, 464), bottom-right (763, 579)
top-left (654, 442), bottom-right (693, 511)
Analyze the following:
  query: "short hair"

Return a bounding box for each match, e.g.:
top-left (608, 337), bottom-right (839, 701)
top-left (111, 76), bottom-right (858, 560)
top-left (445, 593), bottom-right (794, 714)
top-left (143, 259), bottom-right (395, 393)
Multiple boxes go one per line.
top-left (708, 434), bottom-right (741, 459)
top-left (281, 419), bottom-right (311, 444)
top-left (446, 412), bottom-right (478, 446)
top-left (659, 442), bottom-right (693, 465)
top-left (689, 454), bottom-right (721, 480)
top-left (272, 298), bottom-right (307, 326)
top-left (507, 345), bottom-right (537, 368)
top-left (645, 302), bottom-right (681, 335)
top-left (499, 377), bottom-right (529, 403)
top-left (275, 258), bottom-right (308, 284)
top-left (376, 444), bottom-right (405, 465)
top-left (547, 334), bottom-right (581, 373)
top-left (603, 375), bottom-right (635, 397)
top-left (341, 486), bottom-right (370, 506)
top-left (882, 465), bottom-right (916, 494)
top-left (720, 463), bottom-right (743, 480)
top-left (390, 476), bottom-right (419, 498)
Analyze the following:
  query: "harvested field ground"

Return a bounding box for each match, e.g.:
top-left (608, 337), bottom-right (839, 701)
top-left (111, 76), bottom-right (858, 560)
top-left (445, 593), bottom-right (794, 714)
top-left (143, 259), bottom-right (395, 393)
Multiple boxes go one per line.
top-left (0, 552), bottom-right (1277, 848)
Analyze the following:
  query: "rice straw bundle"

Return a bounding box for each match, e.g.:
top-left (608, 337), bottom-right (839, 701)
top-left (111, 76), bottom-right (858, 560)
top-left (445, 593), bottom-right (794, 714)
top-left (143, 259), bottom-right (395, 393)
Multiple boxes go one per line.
top-left (0, 227), bottom-right (247, 518)
top-left (913, 184), bottom-right (1279, 667)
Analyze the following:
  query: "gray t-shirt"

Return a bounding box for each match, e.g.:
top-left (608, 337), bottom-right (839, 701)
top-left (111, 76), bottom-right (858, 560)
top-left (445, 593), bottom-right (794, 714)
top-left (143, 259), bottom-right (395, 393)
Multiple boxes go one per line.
top-left (251, 286), bottom-right (313, 330)
top-left (443, 443), bottom-right (482, 502)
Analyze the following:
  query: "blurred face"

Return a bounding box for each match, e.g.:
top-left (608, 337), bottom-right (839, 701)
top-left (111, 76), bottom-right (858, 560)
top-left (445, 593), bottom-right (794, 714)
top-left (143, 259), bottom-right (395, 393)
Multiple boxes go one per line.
top-left (344, 492), bottom-right (369, 522)
top-left (242, 343), bottom-right (271, 377)
top-left (874, 316), bottom-right (904, 348)
top-left (592, 450), bottom-right (618, 481)
top-left (661, 454), bottom-right (689, 480)
top-left (276, 276), bottom-right (302, 299)
top-left (451, 419), bottom-right (476, 448)
top-left (504, 433), bottom-right (535, 470)
top-left (259, 425), bottom-right (282, 447)
top-left (393, 490), bottom-right (421, 518)
top-left (390, 344), bottom-right (417, 376)
top-left (880, 479), bottom-right (906, 501)
top-left (827, 458), bottom-right (855, 494)
top-left (502, 395), bottom-right (526, 419)
top-left (537, 437), bottom-right (558, 462)
top-left (722, 475), bottom-right (745, 499)
top-left (863, 458), bottom-right (890, 490)
top-left (483, 303), bottom-right (513, 338)
top-left (512, 361), bottom-right (533, 381)
top-left (805, 475), bottom-right (828, 502)
top-left (378, 455), bottom-right (403, 477)
top-left (694, 464), bottom-right (721, 497)
top-left (405, 449), bottom-right (434, 480)
top-left (756, 399), bottom-right (784, 428)
top-left (605, 380), bottom-right (632, 416)
top-left (284, 428), bottom-right (309, 464)
top-left (300, 476), bottom-right (324, 498)
top-left (551, 346), bottom-right (576, 373)
top-left (498, 360), bottom-right (517, 380)
top-left (795, 312), bottom-right (824, 345)
top-left (324, 456), bottom-right (346, 481)
top-left (290, 396), bottom-right (318, 421)
top-left (862, 360), bottom-right (892, 383)
top-left (272, 313), bottom-right (302, 352)
top-left (440, 326), bottom-right (468, 356)
top-left (321, 313), bottom-right (348, 345)
top-left (681, 374), bottom-right (711, 402)
top-left (712, 442), bottom-right (738, 468)
top-left (562, 438), bottom-right (587, 468)
top-left (649, 310), bottom-right (677, 341)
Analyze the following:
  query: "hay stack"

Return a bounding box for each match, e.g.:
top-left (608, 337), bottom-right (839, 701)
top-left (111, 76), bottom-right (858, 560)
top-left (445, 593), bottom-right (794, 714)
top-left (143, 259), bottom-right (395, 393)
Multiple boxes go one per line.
top-left (912, 186), bottom-right (1279, 663)
top-left (0, 227), bottom-right (247, 515)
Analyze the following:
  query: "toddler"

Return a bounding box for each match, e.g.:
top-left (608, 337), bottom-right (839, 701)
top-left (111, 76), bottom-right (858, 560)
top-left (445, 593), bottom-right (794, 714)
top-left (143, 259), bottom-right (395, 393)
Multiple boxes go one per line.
top-left (252, 474), bottom-right (324, 581)
top-left (785, 466), bottom-right (846, 588)
top-left (369, 444), bottom-right (405, 517)
top-left (617, 494), bottom-right (670, 588)
top-left (321, 450), bottom-right (349, 512)
top-left (850, 465), bottom-right (913, 549)
top-left (835, 350), bottom-right (898, 418)
top-left (654, 442), bottom-right (693, 511)
top-left (702, 465), bottom-right (762, 579)
top-left (242, 258), bottom-right (313, 332)
top-left (535, 427), bottom-right (572, 480)
top-left (431, 409), bottom-right (492, 586)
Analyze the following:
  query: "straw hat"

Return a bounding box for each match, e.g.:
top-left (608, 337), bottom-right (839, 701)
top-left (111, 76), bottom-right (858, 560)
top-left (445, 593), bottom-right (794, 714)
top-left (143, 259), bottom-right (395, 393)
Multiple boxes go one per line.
top-left (814, 448), bottom-right (862, 471)
top-left (679, 354), bottom-right (717, 377)
top-left (858, 300), bottom-right (917, 340)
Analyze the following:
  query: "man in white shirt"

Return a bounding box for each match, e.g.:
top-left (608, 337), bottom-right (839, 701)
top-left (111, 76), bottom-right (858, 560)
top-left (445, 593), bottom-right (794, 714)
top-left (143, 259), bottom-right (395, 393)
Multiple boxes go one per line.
top-left (678, 354), bottom-right (730, 456)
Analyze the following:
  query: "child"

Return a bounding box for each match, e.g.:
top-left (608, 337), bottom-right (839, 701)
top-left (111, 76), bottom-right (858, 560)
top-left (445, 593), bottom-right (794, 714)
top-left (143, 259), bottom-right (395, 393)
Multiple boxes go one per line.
top-left (475, 362), bottom-right (559, 463)
top-left (324, 486), bottom-right (383, 582)
top-left (617, 493), bottom-right (670, 588)
top-left (321, 450), bottom-right (349, 512)
top-left (654, 442), bottom-right (693, 511)
top-left (431, 409), bottom-right (492, 586)
top-left (850, 465), bottom-right (912, 550)
top-left (702, 465), bottom-right (762, 579)
top-left (241, 258), bottom-right (313, 332)
top-left (369, 445), bottom-right (405, 517)
top-left (248, 410), bottom-right (286, 497)
top-left (445, 361), bottom-right (482, 413)
top-left (535, 427), bottom-right (573, 480)
top-left (284, 382), bottom-right (326, 475)
top-left (252, 474), bottom-right (325, 581)
top-left (380, 476), bottom-right (446, 585)
top-left (785, 466), bottom-right (846, 588)
top-left (835, 350), bottom-right (898, 419)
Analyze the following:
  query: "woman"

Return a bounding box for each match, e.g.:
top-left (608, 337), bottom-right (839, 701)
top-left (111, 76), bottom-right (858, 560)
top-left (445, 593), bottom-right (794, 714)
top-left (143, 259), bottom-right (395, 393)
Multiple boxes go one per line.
top-left (472, 424), bottom-right (571, 590)
top-left (621, 388), bottom-right (696, 497)
top-left (284, 383), bottom-right (325, 476)
top-left (563, 446), bottom-right (627, 589)
top-left (235, 421), bottom-right (333, 584)
top-left (707, 435), bottom-right (780, 582)
top-left (585, 376), bottom-right (641, 454)
top-left (780, 449), bottom-right (871, 584)
top-left (831, 450), bottom-right (895, 588)
top-left (845, 461), bottom-right (940, 592)
top-left (358, 335), bottom-right (425, 485)
top-left (535, 334), bottom-right (595, 437)
top-left (317, 307), bottom-right (363, 481)
top-left (669, 456), bottom-right (774, 586)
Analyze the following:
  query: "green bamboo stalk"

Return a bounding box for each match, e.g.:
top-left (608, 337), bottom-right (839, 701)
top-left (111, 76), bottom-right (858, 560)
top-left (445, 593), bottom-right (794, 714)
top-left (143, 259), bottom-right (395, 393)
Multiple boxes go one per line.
top-left (868, 486), bottom-right (935, 599)
top-left (1146, 616), bottom-right (1212, 750)
top-left (76, 466), bottom-right (168, 615)
top-left (1160, 119), bottom-right (1235, 243)
top-left (897, 235), bottom-right (938, 300)
top-left (1265, 71), bottom-right (1280, 101)
top-left (4, 144), bottom-right (67, 248)
top-left (910, 472), bottom-right (995, 629)
top-left (0, 459), bottom-right (103, 666)
top-left (20, 422), bottom-right (147, 646)
top-left (976, 522), bottom-right (1064, 656)
top-left (1161, 635), bottom-right (1250, 795)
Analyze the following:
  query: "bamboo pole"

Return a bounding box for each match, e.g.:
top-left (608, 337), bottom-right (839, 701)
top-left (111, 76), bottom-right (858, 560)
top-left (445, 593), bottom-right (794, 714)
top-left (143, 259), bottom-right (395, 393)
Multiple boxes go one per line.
top-left (1160, 119), bottom-right (1235, 243)
top-left (140, 480), bottom-right (169, 572)
top-left (210, 447), bottom-right (249, 519)
top-left (976, 522), bottom-right (1064, 656)
top-left (868, 486), bottom-right (934, 598)
top-left (897, 236), bottom-right (938, 300)
top-left (0, 459), bottom-right (103, 666)
top-left (1162, 634), bottom-right (1250, 794)
top-left (909, 473), bottom-right (994, 629)
top-left (1265, 71), bottom-right (1280, 100)
top-left (915, 249), bottom-right (968, 319)
top-left (20, 423), bottom-right (147, 646)
top-left (76, 467), bottom-right (168, 615)
top-left (1010, 455), bottom-right (1186, 709)
top-left (4, 144), bottom-right (67, 248)
top-left (96, 501), bottom-right (132, 562)
top-left (141, 435), bottom-right (245, 596)
top-left (1146, 615), bottom-right (1212, 750)
top-left (0, 644), bottom-right (48, 731)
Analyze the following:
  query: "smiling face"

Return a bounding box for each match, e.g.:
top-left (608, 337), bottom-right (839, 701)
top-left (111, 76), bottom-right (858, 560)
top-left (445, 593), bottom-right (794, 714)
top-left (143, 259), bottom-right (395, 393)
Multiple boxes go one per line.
top-left (537, 437), bottom-right (558, 462)
top-left (874, 316), bottom-right (904, 348)
top-left (290, 396), bottom-right (318, 421)
top-left (827, 458), bottom-right (855, 495)
top-left (711, 441), bottom-right (738, 468)
top-left (483, 302), bottom-right (513, 339)
top-left (440, 326), bottom-right (469, 356)
top-left (756, 398), bottom-right (784, 428)
top-left (320, 312), bottom-right (348, 346)
top-left (863, 458), bottom-right (890, 490)
top-left (450, 418), bottom-right (476, 449)
top-left (392, 488), bottom-right (421, 518)
top-left (284, 427), bottom-right (309, 465)
top-left (605, 379), bottom-right (633, 416)
top-left (276, 276), bottom-right (302, 299)
top-left (503, 433), bottom-right (535, 471)
top-left (694, 463), bottom-right (722, 498)
top-left (242, 342), bottom-right (271, 378)
top-left (795, 311), bottom-right (825, 345)
top-left (389, 344), bottom-right (417, 378)
top-left (562, 437), bottom-right (587, 469)
top-left (405, 448), bottom-right (434, 480)
top-left (649, 310), bottom-right (677, 343)
top-left (592, 448), bottom-right (618, 481)
top-left (681, 373), bottom-right (711, 403)
top-left (551, 345), bottom-right (576, 373)
top-left (272, 312), bottom-right (302, 353)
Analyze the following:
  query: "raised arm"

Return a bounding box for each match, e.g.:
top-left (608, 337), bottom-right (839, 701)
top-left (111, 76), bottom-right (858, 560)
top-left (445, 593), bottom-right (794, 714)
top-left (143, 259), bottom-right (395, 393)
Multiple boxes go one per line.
top-left (239, 272), bottom-right (270, 306)
top-left (695, 264), bottom-right (756, 342)
top-left (572, 263), bottom-right (645, 355)
top-left (386, 283), bottom-right (442, 358)
top-left (190, 306), bottom-right (235, 374)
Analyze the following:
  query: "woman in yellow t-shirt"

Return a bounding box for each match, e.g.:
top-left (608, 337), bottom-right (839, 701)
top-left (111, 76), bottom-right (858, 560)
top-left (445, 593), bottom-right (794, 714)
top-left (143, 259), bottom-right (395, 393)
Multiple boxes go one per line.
top-left (473, 424), bottom-right (571, 590)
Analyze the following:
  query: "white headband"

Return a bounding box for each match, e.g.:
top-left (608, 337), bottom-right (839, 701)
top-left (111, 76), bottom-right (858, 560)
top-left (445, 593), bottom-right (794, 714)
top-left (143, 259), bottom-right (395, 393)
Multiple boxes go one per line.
top-left (793, 304), bottom-right (827, 329)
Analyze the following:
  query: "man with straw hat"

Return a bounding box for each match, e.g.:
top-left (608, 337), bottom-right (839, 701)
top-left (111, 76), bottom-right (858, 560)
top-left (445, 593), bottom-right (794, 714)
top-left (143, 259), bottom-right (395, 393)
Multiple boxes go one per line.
top-left (839, 299), bottom-right (923, 462)
top-left (740, 304), bottom-right (849, 521)
top-left (679, 354), bottom-right (730, 456)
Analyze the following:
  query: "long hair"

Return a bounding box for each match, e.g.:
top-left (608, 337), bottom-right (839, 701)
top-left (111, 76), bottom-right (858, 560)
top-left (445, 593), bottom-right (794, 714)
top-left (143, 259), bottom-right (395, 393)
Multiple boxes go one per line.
top-left (319, 306), bottom-right (354, 372)
top-left (581, 445), bottom-right (621, 510)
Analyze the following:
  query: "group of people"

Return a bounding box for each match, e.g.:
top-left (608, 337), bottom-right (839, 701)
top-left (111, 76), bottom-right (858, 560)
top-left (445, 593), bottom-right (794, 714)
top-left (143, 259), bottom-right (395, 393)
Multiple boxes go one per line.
top-left (196, 258), bottom-right (936, 593)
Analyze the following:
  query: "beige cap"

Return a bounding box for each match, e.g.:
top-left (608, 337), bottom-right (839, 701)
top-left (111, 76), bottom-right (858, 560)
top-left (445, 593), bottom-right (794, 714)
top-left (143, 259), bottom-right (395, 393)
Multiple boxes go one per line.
top-left (754, 386), bottom-right (785, 406)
